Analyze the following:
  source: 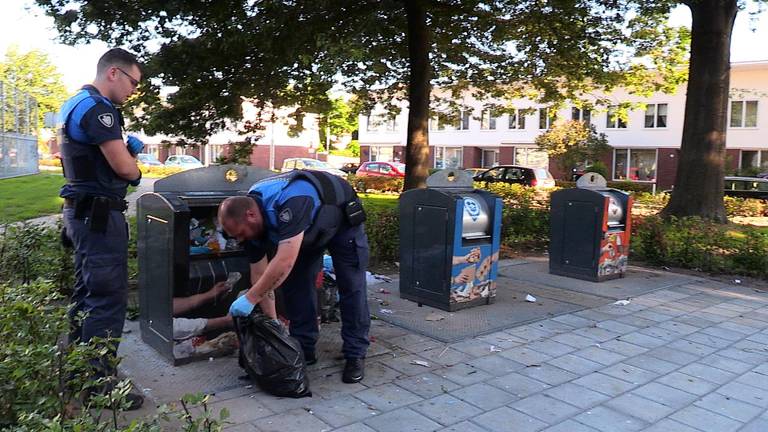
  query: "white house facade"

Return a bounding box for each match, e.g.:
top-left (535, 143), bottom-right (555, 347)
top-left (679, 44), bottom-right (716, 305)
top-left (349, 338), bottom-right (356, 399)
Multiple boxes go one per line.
top-left (358, 61), bottom-right (768, 190)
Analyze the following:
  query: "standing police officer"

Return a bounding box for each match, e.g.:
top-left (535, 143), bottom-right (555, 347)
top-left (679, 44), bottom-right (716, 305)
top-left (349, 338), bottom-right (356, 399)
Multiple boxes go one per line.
top-left (59, 48), bottom-right (145, 409)
top-left (219, 170), bottom-right (370, 383)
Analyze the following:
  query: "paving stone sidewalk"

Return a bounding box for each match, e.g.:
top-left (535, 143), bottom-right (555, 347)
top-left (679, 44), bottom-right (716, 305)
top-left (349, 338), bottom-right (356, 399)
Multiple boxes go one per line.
top-left (123, 267), bottom-right (768, 432)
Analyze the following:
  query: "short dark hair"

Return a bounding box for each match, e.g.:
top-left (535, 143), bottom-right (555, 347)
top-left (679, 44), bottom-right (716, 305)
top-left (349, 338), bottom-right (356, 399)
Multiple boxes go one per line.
top-left (219, 196), bottom-right (257, 222)
top-left (97, 48), bottom-right (142, 76)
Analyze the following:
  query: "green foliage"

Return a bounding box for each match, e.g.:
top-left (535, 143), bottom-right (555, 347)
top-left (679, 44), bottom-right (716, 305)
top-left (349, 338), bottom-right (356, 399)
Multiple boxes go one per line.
top-left (632, 216), bottom-right (768, 277)
top-left (586, 161), bottom-right (610, 179)
top-left (535, 120), bottom-right (611, 175)
top-left (0, 46), bottom-right (69, 131)
top-left (319, 98), bottom-right (359, 151)
top-left (344, 140), bottom-right (361, 157)
top-left (0, 222), bottom-right (73, 293)
top-left (362, 206), bottom-right (399, 265)
top-left (351, 174), bottom-right (403, 193)
top-left (215, 141), bottom-right (257, 165)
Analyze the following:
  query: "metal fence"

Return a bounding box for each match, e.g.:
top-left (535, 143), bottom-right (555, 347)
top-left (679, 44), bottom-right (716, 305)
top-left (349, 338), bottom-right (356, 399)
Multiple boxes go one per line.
top-left (0, 81), bottom-right (39, 179)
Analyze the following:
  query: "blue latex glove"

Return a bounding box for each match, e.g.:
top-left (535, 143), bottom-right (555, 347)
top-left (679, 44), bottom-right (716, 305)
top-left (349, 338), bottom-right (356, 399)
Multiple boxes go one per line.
top-left (229, 294), bottom-right (255, 317)
top-left (126, 135), bottom-right (144, 156)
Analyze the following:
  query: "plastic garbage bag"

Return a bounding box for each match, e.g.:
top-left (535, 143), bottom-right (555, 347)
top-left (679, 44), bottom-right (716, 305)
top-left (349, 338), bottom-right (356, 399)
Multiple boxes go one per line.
top-left (234, 313), bottom-right (312, 398)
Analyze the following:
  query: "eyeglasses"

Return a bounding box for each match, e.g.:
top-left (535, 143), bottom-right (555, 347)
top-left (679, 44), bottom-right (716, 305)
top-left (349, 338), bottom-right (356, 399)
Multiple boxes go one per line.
top-left (116, 67), bottom-right (140, 88)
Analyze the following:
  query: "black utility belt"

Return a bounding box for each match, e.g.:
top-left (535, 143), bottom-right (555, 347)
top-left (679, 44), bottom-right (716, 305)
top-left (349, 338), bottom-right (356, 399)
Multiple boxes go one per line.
top-left (64, 196), bottom-right (127, 212)
top-left (64, 196), bottom-right (127, 234)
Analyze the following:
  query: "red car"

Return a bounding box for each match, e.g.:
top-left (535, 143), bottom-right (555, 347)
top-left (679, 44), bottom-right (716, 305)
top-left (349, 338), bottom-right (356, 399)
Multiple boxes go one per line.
top-left (356, 161), bottom-right (406, 178)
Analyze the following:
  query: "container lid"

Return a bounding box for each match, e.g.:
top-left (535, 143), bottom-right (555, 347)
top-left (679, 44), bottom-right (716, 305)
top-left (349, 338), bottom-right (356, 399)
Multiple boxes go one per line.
top-left (154, 165), bottom-right (276, 194)
top-left (426, 169), bottom-right (474, 189)
top-left (576, 172), bottom-right (608, 189)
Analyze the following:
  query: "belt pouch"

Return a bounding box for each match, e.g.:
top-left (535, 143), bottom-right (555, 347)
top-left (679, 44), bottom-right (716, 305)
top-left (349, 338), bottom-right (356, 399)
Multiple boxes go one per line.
top-left (89, 197), bottom-right (110, 233)
top-left (344, 200), bottom-right (366, 226)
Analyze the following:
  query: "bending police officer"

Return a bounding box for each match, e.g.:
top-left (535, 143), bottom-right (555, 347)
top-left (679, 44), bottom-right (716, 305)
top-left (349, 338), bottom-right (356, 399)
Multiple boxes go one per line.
top-left (59, 48), bottom-right (145, 409)
top-left (219, 170), bottom-right (370, 383)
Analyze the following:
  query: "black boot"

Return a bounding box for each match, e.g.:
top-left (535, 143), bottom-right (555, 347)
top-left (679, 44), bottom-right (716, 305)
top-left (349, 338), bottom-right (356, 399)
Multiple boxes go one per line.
top-left (342, 358), bottom-right (365, 383)
top-left (304, 351), bottom-right (318, 366)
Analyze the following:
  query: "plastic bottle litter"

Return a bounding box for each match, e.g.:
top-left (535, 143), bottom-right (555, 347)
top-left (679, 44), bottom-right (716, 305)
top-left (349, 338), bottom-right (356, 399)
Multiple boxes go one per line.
top-left (525, 294), bottom-right (537, 302)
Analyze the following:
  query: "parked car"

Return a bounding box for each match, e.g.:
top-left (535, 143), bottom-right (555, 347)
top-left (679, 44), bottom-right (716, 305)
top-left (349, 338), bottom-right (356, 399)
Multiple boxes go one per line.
top-left (463, 168), bottom-right (487, 177)
top-left (136, 153), bottom-right (163, 167)
top-left (280, 157), bottom-right (347, 177)
top-left (473, 165), bottom-right (556, 188)
top-left (356, 161), bottom-right (406, 178)
top-left (724, 176), bottom-right (768, 199)
top-left (164, 155), bottom-right (204, 170)
top-left (339, 162), bottom-right (360, 174)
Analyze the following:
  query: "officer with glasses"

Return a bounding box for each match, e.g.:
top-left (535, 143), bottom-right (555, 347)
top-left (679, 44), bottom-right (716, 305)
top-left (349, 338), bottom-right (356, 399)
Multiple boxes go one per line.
top-left (58, 47), bottom-right (145, 410)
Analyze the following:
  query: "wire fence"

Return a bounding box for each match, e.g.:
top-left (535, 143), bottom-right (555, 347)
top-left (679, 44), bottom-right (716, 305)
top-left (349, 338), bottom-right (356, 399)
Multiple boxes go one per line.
top-left (0, 81), bottom-right (39, 179)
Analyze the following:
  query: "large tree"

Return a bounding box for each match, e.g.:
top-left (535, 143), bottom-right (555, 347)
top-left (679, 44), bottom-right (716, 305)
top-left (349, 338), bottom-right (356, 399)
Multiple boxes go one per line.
top-left (35, 1), bottom-right (688, 190)
top-left (0, 46), bottom-right (68, 131)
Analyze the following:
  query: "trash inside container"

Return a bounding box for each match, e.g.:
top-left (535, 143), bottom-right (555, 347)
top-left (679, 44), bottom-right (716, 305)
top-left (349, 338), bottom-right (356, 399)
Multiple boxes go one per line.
top-left (399, 169), bottom-right (503, 312)
top-left (137, 165), bottom-right (274, 364)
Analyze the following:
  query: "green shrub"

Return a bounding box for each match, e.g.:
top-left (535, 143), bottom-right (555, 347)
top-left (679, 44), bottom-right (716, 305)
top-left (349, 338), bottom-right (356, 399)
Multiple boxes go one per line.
top-left (350, 174), bottom-right (403, 193)
top-left (0, 223), bottom-right (73, 294)
top-left (632, 216), bottom-right (768, 277)
top-left (364, 206), bottom-right (399, 264)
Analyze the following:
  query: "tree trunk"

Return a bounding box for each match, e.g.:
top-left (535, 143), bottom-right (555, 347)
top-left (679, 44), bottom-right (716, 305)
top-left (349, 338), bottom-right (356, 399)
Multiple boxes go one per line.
top-left (661, 0), bottom-right (737, 223)
top-left (404, 1), bottom-right (432, 190)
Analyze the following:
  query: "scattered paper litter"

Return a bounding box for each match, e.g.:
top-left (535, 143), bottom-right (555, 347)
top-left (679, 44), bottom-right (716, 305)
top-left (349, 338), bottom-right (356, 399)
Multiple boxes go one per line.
top-left (613, 299), bottom-right (631, 306)
top-left (410, 360), bottom-right (431, 367)
top-left (425, 312), bottom-right (446, 321)
top-left (379, 309), bottom-right (393, 314)
top-left (490, 345), bottom-right (502, 353)
top-left (734, 279), bottom-right (742, 284)
top-left (525, 294), bottom-right (537, 302)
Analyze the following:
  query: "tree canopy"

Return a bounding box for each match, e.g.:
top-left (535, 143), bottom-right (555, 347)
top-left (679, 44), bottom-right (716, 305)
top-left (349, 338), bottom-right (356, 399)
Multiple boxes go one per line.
top-left (0, 46), bottom-right (68, 131)
top-left (45, 0), bottom-right (768, 218)
top-left (535, 120), bottom-right (610, 176)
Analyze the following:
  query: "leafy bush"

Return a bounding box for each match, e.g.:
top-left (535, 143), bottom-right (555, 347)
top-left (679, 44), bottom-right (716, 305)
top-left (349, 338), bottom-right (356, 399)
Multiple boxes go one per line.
top-left (138, 164), bottom-right (182, 177)
top-left (632, 216), bottom-right (768, 277)
top-left (364, 206), bottom-right (399, 265)
top-left (39, 158), bottom-right (62, 167)
top-left (0, 223), bottom-right (73, 294)
top-left (350, 174), bottom-right (403, 193)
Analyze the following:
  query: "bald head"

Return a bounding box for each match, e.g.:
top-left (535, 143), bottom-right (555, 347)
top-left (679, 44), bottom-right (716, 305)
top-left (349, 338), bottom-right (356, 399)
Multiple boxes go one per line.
top-left (219, 196), bottom-right (263, 243)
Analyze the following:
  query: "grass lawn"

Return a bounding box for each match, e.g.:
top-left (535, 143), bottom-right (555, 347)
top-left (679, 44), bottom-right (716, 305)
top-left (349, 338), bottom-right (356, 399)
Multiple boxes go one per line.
top-left (0, 173), bottom-right (66, 223)
top-left (360, 192), bottom-right (399, 210)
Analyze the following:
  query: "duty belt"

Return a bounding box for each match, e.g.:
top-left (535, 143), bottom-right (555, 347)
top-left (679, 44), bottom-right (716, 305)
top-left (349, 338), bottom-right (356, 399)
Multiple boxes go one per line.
top-left (64, 196), bottom-right (128, 212)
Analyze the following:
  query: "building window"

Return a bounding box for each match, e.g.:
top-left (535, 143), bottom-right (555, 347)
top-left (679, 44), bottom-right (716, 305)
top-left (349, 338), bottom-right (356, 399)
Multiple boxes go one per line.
top-left (539, 108), bottom-right (555, 130)
top-left (508, 109), bottom-right (526, 130)
top-left (730, 100), bottom-right (758, 128)
top-left (435, 146), bottom-right (463, 169)
top-left (366, 113), bottom-right (397, 132)
top-left (370, 146), bottom-right (394, 162)
top-left (613, 148), bottom-right (657, 181)
top-left (644, 103), bottom-right (668, 128)
top-left (480, 109), bottom-right (497, 130)
top-left (741, 150), bottom-right (768, 172)
top-left (430, 110), bottom-right (470, 131)
top-left (513, 147), bottom-right (549, 168)
top-left (606, 106), bottom-right (627, 129)
top-left (571, 107), bottom-right (591, 124)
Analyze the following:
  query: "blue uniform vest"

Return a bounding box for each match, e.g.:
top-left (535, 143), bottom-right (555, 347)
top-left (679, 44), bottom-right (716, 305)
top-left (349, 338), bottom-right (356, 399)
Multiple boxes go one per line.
top-left (248, 170), bottom-right (351, 248)
top-left (58, 86), bottom-right (128, 199)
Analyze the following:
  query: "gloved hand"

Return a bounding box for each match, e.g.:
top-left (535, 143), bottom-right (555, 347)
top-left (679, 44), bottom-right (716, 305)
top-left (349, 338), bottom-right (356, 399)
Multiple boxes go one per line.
top-left (229, 294), bottom-right (255, 317)
top-left (126, 135), bottom-right (144, 156)
top-left (128, 171), bottom-right (142, 186)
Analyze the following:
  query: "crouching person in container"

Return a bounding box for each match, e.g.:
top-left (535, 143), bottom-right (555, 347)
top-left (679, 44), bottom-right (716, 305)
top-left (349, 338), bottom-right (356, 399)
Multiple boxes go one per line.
top-left (218, 170), bottom-right (370, 383)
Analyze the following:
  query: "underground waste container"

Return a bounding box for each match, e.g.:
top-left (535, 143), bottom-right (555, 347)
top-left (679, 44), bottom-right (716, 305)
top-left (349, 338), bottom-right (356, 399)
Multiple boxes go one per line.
top-left (137, 165), bottom-right (275, 364)
top-left (549, 172), bottom-right (633, 282)
top-left (399, 169), bottom-right (503, 312)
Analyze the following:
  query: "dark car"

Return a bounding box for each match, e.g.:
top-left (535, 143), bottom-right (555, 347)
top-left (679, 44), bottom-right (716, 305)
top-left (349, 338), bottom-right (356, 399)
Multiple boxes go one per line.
top-left (473, 165), bottom-right (555, 189)
top-left (724, 176), bottom-right (768, 199)
top-left (356, 161), bottom-right (406, 178)
top-left (340, 162), bottom-right (360, 174)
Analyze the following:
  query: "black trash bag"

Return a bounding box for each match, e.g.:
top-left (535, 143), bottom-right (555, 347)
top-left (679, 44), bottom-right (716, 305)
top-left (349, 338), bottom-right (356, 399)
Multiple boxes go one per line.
top-left (234, 313), bottom-right (312, 398)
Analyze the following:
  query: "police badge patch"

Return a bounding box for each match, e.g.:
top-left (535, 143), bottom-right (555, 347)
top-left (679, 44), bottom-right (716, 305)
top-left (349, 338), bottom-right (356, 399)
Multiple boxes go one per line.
top-left (279, 208), bottom-right (292, 223)
top-left (98, 113), bottom-right (114, 128)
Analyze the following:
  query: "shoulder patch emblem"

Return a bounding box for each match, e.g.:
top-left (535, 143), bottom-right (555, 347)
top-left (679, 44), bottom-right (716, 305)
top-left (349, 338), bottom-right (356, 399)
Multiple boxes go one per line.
top-left (279, 208), bottom-right (292, 223)
top-left (98, 113), bottom-right (114, 128)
